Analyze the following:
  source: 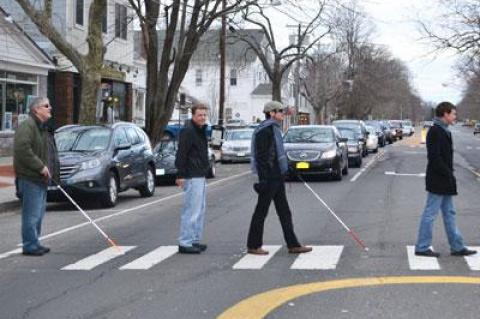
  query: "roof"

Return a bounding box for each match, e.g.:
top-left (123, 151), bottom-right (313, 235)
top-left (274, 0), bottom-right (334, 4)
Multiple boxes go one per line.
top-left (251, 83), bottom-right (272, 96)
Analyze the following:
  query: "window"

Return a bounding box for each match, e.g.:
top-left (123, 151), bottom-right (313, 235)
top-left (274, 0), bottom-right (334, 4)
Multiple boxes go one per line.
top-left (195, 69), bottom-right (202, 86)
top-left (75, 0), bottom-right (84, 26)
top-left (125, 126), bottom-right (141, 145)
top-left (102, 3), bottom-right (108, 34)
top-left (225, 107), bottom-right (232, 120)
top-left (230, 68), bottom-right (237, 86)
top-left (114, 128), bottom-right (129, 146)
top-left (115, 4), bottom-right (127, 40)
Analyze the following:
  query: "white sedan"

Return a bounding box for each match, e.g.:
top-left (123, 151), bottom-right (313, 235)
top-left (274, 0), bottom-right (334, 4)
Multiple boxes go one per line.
top-left (365, 125), bottom-right (379, 153)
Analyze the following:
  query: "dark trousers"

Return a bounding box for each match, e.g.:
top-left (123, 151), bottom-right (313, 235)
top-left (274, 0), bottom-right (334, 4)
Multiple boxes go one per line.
top-left (247, 180), bottom-right (301, 249)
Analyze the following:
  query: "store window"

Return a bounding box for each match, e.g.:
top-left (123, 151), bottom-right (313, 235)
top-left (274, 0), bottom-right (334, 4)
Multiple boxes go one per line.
top-left (75, 0), bottom-right (84, 26)
top-left (115, 4), bottom-right (128, 40)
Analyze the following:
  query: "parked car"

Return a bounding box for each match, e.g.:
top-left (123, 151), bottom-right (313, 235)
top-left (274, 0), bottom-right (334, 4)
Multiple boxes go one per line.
top-left (388, 120), bottom-right (404, 141)
top-left (221, 128), bottom-right (254, 163)
top-left (283, 125), bottom-right (349, 180)
top-left (402, 120), bottom-right (415, 136)
top-left (332, 120), bottom-right (368, 157)
top-left (365, 120), bottom-right (386, 147)
top-left (365, 125), bottom-right (379, 153)
top-left (154, 140), bottom-right (216, 183)
top-left (474, 123), bottom-right (480, 135)
top-left (423, 121), bottom-right (433, 129)
top-left (337, 127), bottom-right (363, 167)
top-left (48, 122), bottom-right (156, 207)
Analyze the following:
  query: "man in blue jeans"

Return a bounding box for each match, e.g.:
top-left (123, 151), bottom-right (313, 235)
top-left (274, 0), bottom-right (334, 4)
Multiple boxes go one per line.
top-left (175, 104), bottom-right (210, 254)
top-left (415, 102), bottom-right (476, 257)
top-left (14, 97), bottom-right (58, 256)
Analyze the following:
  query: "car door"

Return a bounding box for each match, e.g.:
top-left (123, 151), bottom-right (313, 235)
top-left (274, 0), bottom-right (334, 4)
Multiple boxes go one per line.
top-left (112, 127), bottom-right (133, 190)
top-left (125, 126), bottom-right (144, 185)
top-left (335, 129), bottom-right (348, 167)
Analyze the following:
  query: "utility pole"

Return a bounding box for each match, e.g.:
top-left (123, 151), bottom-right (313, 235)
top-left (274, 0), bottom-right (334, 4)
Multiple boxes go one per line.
top-left (218, 0), bottom-right (226, 126)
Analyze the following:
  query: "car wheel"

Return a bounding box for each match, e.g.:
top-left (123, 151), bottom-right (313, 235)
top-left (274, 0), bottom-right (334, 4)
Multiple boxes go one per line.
top-left (342, 160), bottom-right (349, 175)
top-left (373, 147), bottom-right (378, 153)
top-left (207, 158), bottom-right (216, 179)
top-left (139, 166), bottom-right (155, 197)
top-left (102, 172), bottom-right (118, 208)
top-left (332, 162), bottom-right (343, 181)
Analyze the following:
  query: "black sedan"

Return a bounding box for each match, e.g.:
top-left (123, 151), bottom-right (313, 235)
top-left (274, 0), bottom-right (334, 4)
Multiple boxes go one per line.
top-left (283, 125), bottom-right (349, 181)
top-left (337, 128), bottom-right (363, 167)
top-left (154, 140), bottom-right (216, 184)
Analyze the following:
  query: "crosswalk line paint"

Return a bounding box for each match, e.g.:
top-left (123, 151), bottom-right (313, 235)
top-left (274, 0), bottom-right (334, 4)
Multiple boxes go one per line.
top-left (290, 245), bottom-right (343, 270)
top-left (120, 246), bottom-right (177, 270)
top-left (233, 245), bottom-right (281, 270)
top-left (62, 246), bottom-right (136, 270)
top-left (464, 246), bottom-right (480, 271)
top-left (407, 246), bottom-right (440, 270)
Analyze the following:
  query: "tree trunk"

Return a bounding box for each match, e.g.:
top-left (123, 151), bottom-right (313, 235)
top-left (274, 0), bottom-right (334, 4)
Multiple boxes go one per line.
top-left (78, 71), bottom-right (101, 125)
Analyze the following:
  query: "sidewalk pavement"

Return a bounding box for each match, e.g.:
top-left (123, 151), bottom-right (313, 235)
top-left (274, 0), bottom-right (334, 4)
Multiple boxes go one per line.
top-left (0, 156), bottom-right (19, 214)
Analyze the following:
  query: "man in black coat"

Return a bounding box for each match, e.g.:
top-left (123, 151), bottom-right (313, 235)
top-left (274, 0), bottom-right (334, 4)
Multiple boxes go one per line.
top-left (414, 102), bottom-right (476, 257)
top-left (246, 101), bottom-right (312, 255)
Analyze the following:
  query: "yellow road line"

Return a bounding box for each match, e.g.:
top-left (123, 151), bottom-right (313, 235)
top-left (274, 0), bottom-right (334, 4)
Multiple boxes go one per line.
top-left (217, 276), bottom-right (480, 319)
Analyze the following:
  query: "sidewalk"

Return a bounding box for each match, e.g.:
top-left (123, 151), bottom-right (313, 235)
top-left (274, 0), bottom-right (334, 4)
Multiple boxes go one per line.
top-left (0, 156), bottom-right (20, 214)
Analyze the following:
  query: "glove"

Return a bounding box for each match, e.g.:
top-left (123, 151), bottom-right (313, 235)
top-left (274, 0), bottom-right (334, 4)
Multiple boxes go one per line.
top-left (253, 181), bottom-right (268, 194)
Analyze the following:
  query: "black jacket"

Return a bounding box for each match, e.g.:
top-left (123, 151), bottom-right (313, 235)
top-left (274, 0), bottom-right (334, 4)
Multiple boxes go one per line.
top-left (175, 120), bottom-right (209, 178)
top-left (255, 126), bottom-right (282, 181)
top-left (425, 123), bottom-right (457, 195)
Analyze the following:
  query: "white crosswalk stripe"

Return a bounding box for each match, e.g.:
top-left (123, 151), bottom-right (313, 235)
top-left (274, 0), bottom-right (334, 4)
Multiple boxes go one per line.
top-left (62, 246), bottom-right (136, 271)
top-left (120, 246), bottom-right (177, 270)
top-left (406, 246), bottom-right (440, 270)
top-left (463, 246), bottom-right (480, 271)
top-left (232, 245), bottom-right (281, 270)
top-left (290, 246), bottom-right (343, 270)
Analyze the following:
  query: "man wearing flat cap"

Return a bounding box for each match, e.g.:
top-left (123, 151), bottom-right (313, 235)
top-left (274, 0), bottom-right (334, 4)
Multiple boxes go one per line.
top-left (246, 101), bottom-right (312, 255)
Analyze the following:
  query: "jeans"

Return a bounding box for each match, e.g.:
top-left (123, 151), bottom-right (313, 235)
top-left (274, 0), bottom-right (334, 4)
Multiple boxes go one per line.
top-left (178, 178), bottom-right (207, 247)
top-left (18, 178), bottom-right (47, 252)
top-left (247, 180), bottom-right (300, 249)
top-left (415, 192), bottom-right (465, 253)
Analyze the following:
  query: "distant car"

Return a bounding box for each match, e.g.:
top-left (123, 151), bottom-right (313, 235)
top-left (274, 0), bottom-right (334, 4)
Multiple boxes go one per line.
top-left (154, 140), bottom-right (216, 183)
top-left (365, 120), bottom-right (387, 147)
top-left (474, 123), bottom-right (480, 135)
top-left (332, 120), bottom-right (369, 157)
top-left (221, 128), bottom-right (254, 163)
top-left (423, 121), bottom-right (433, 129)
top-left (338, 127), bottom-right (363, 167)
top-left (283, 125), bottom-right (349, 180)
top-left (365, 125), bottom-right (379, 153)
top-left (389, 120), bottom-right (404, 140)
top-left (402, 120), bottom-right (415, 136)
top-left (48, 122), bottom-right (156, 207)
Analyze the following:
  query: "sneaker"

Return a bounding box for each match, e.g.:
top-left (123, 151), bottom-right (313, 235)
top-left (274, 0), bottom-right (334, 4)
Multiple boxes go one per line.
top-left (39, 246), bottom-right (50, 254)
top-left (178, 246), bottom-right (202, 254)
top-left (288, 246), bottom-right (313, 254)
top-left (415, 249), bottom-right (440, 258)
top-left (193, 243), bottom-right (207, 252)
top-left (247, 248), bottom-right (269, 255)
top-left (22, 249), bottom-right (44, 257)
top-left (451, 248), bottom-right (477, 256)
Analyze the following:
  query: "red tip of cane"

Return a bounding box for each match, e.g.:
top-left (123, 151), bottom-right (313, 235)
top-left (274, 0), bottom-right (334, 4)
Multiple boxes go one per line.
top-left (107, 238), bottom-right (122, 253)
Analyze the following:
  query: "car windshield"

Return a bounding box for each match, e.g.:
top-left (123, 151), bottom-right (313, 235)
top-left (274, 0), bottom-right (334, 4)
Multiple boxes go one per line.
top-left (335, 124), bottom-right (361, 134)
top-left (403, 121), bottom-right (412, 126)
top-left (284, 127), bottom-right (334, 143)
top-left (227, 130), bottom-right (254, 141)
top-left (339, 129), bottom-right (357, 140)
top-left (56, 128), bottom-right (111, 152)
top-left (366, 126), bottom-right (376, 134)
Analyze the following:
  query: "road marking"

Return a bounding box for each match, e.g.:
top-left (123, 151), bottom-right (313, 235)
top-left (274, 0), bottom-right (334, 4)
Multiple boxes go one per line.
top-left (217, 276), bottom-right (480, 319)
top-left (467, 146), bottom-right (473, 150)
top-left (119, 246), bottom-right (177, 270)
top-left (0, 171), bottom-right (251, 261)
top-left (464, 246), bottom-right (480, 271)
top-left (290, 245), bottom-right (343, 270)
top-left (385, 171), bottom-right (426, 177)
top-left (350, 152), bottom-right (382, 182)
top-left (232, 245), bottom-right (281, 270)
top-left (407, 246), bottom-right (440, 270)
top-left (62, 246), bottom-right (135, 270)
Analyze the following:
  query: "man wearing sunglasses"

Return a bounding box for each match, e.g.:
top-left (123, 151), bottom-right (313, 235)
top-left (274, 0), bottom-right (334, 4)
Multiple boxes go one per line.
top-left (246, 101), bottom-right (312, 255)
top-left (14, 97), bottom-right (58, 256)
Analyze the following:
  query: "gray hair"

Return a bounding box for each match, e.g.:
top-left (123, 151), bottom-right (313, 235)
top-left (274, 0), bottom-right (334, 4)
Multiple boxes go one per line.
top-left (28, 96), bottom-right (49, 113)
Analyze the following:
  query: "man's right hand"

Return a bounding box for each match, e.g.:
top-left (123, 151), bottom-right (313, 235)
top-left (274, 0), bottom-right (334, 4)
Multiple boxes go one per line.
top-left (176, 178), bottom-right (185, 188)
top-left (41, 166), bottom-right (50, 179)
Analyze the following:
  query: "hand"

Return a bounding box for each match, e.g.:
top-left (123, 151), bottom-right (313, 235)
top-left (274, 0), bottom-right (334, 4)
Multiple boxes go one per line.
top-left (175, 178), bottom-right (185, 188)
top-left (40, 166), bottom-right (50, 179)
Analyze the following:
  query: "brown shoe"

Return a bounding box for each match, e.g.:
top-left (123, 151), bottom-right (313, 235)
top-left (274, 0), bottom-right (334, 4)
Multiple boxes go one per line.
top-left (247, 248), bottom-right (269, 255)
top-left (288, 246), bottom-right (313, 254)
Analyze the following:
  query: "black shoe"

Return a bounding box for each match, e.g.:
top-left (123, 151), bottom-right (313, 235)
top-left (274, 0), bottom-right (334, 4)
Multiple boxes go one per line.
top-left (193, 243), bottom-right (207, 252)
top-left (415, 249), bottom-right (440, 258)
top-left (39, 246), bottom-right (50, 254)
top-left (22, 249), bottom-right (44, 256)
top-left (178, 246), bottom-right (202, 254)
top-left (451, 248), bottom-right (477, 256)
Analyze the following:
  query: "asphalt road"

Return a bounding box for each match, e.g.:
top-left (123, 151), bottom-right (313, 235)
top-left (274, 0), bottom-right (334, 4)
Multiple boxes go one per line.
top-left (1, 126), bottom-right (480, 319)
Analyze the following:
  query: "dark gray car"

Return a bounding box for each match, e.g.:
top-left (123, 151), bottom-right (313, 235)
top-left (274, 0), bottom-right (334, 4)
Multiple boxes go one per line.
top-left (48, 122), bottom-right (156, 207)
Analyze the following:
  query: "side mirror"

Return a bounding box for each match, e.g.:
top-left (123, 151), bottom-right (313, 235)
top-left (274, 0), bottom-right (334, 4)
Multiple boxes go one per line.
top-left (339, 137), bottom-right (348, 143)
top-left (358, 137), bottom-right (366, 143)
top-left (115, 143), bottom-right (131, 151)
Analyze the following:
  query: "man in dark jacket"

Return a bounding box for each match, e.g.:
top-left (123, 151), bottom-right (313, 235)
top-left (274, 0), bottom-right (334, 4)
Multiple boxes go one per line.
top-left (175, 103), bottom-right (210, 254)
top-left (414, 102), bottom-right (476, 257)
top-left (246, 101), bottom-right (312, 255)
top-left (14, 97), bottom-right (56, 256)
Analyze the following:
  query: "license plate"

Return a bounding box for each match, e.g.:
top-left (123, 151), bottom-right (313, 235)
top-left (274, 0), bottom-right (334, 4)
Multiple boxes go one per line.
top-left (237, 152), bottom-right (246, 157)
top-left (156, 169), bottom-right (165, 176)
top-left (296, 162), bottom-right (310, 169)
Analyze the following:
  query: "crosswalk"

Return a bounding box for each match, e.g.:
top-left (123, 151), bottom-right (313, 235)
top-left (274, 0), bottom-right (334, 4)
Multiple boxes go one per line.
top-left (15, 245), bottom-right (480, 271)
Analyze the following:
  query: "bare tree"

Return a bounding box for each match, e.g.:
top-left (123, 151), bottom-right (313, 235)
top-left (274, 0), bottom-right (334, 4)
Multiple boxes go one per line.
top-left (15, 0), bottom-right (106, 124)
top-left (128, 0), bottom-right (247, 144)
top-left (230, 1), bottom-right (331, 101)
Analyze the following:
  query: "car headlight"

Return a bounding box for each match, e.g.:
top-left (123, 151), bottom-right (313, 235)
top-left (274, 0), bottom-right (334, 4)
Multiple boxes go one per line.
top-left (80, 159), bottom-right (101, 170)
top-left (321, 149), bottom-right (337, 159)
